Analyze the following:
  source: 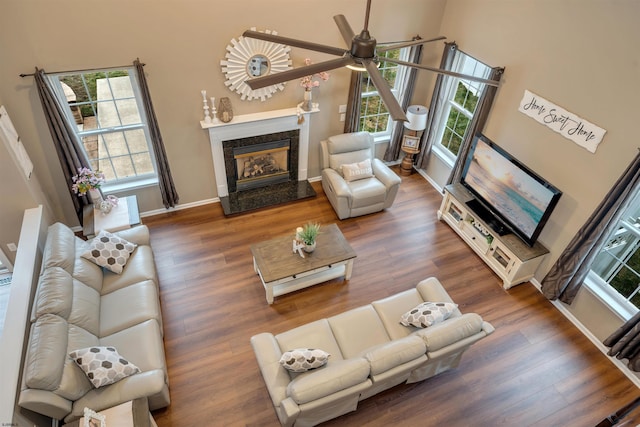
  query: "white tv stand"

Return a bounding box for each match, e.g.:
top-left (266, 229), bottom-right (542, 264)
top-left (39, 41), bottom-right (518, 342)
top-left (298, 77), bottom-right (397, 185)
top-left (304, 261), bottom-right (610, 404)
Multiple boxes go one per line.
top-left (438, 183), bottom-right (549, 289)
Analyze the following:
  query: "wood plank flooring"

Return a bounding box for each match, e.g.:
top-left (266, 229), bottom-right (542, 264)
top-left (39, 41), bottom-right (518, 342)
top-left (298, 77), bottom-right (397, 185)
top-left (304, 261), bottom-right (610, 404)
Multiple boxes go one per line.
top-left (144, 170), bottom-right (640, 427)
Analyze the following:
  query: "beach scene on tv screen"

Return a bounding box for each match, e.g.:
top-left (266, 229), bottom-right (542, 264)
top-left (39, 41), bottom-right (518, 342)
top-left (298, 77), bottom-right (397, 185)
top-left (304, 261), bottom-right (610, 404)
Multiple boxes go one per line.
top-left (466, 140), bottom-right (554, 238)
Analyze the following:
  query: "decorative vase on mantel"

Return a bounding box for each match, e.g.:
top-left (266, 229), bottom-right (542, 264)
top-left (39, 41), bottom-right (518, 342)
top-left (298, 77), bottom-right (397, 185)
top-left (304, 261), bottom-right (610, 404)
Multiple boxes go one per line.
top-left (302, 89), bottom-right (313, 112)
top-left (88, 188), bottom-right (103, 209)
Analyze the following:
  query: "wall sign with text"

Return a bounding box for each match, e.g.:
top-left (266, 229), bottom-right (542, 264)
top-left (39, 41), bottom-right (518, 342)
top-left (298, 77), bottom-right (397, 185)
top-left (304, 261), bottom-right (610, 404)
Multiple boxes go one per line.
top-left (518, 90), bottom-right (606, 153)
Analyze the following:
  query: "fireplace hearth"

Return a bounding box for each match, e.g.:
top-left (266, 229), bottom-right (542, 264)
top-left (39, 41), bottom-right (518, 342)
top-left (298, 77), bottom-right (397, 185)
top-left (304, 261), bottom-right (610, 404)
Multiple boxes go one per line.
top-left (221, 129), bottom-right (315, 215)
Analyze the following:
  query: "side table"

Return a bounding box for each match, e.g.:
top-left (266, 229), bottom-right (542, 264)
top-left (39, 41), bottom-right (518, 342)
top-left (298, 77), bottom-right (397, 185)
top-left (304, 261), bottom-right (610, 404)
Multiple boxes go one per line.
top-left (83, 195), bottom-right (141, 238)
top-left (61, 398), bottom-right (157, 427)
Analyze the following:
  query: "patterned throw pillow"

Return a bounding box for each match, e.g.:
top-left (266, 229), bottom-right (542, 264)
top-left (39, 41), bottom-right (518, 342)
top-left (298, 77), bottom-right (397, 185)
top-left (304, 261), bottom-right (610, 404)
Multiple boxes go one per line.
top-left (279, 348), bottom-right (330, 373)
top-left (81, 230), bottom-right (137, 274)
top-left (400, 302), bottom-right (458, 329)
top-left (69, 346), bottom-right (140, 388)
top-left (341, 159), bottom-right (373, 182)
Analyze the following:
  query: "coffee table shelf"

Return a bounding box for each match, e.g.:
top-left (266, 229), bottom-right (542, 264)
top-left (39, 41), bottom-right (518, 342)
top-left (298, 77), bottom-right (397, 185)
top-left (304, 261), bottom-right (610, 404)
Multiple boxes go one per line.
top-left (250, 223), bottom-right (356, 304)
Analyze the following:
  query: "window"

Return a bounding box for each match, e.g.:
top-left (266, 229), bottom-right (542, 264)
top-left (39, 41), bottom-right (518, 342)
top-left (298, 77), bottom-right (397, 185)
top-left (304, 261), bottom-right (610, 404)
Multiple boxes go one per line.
top-left (47, 68), bottom-right (157, 191)
top-left (432, 52), bottom-right (491, 164)
top-left (587, 190), bottom-right (640, 319)
top-left (359, 47), bottom-right (409, 138)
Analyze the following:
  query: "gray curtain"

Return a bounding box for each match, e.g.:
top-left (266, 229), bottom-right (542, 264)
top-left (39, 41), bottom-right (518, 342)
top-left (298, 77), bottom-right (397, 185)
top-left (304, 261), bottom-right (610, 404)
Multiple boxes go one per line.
top-left (383, 37), bottom-right (424, 162)
top-left (343, 70), bottom-right (362, 134)
top-left (134, 59), bottom-right (179, 208)
top-left (415, 42), bottom-right (457, 169)
top-left (603, 309), bottom-right (640, 371)
top-left (541, 151), bottom-right (640, 303)
top-left (34, 67), bottom-right (92, 224)
top-left (446, 65), bottom-right (504, 185)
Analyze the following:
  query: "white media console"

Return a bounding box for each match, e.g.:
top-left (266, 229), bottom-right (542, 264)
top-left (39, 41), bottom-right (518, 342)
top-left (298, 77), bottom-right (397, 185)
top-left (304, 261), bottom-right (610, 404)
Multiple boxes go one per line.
top-left (438, 183), bottom-right (549, 289)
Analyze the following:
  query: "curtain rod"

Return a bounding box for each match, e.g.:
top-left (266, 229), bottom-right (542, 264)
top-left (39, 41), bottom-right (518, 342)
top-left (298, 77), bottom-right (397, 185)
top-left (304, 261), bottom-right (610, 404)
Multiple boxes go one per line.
top-left (19, 62), bottom-right (145, 77)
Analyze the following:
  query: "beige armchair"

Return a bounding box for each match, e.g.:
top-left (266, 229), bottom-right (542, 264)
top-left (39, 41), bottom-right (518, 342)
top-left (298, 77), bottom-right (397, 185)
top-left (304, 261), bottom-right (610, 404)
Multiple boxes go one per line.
top-left (321, 132), bottom-right (401, 220)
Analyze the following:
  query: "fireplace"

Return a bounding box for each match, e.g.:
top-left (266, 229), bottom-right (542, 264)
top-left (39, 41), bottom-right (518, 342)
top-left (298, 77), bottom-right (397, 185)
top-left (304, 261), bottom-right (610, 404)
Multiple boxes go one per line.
top-left (224, 130), bottom-right (298, 193)
top-left (202, 107), bottom-right (317, 216)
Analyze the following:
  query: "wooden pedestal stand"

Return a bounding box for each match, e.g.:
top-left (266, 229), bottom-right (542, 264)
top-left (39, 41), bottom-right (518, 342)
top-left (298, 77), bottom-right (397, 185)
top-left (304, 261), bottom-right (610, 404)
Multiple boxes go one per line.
top-left (400, 147), bottom-right (419, 176)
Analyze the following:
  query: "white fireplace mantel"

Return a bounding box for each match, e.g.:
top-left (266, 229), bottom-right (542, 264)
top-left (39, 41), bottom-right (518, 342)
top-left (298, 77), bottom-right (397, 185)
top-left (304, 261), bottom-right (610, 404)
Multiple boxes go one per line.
top-left (201, 107), bottom-right (317, 198)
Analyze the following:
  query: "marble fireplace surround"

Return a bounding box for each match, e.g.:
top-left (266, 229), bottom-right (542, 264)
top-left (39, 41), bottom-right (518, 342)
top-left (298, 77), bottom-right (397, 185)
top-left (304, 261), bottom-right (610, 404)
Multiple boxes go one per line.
top-left (201, 107), bottom-right (317, 215)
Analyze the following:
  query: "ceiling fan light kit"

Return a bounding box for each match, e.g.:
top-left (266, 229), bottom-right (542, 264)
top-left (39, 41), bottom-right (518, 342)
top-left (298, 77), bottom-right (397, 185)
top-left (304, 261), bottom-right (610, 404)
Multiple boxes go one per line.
top-left (242, 0), bottom-right (500, 122)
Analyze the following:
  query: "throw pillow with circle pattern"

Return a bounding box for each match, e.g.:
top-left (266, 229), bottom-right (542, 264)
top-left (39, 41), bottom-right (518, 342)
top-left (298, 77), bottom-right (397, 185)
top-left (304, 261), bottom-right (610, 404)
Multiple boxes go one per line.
top-left (81, 230), bottom-right (137, 274)
top-left (69, 346), bottom-right (140, 388)
top-left (400, 302), bottom-right (458, 328)
top-left (279, 348), bottom-right (330, 373)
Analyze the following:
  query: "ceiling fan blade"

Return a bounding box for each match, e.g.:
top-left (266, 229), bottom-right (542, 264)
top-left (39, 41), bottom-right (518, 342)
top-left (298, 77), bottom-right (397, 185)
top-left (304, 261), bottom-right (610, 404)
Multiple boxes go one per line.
top-left (386, 58), bottom-right (500, 87)
top-left (377, 36), bottom-right (447, 53)
top-left (245, 56), bottom-right (355, 90)
top-left (243, 30), bottom-right (347, 57)
top-left (333, 14), bottom-right (355, 46)
top-left (364, 60), bottom-right (408, 122)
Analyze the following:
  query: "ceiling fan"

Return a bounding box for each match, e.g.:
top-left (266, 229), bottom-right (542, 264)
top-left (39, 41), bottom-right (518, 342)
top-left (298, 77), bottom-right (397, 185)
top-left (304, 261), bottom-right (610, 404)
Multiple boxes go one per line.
top-left (243, 0), bottom-right (500, 123)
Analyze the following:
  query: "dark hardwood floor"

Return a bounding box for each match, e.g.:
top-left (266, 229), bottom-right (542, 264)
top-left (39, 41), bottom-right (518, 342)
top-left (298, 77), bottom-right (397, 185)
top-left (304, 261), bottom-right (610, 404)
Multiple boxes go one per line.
top-left (145, 169), bottom-right (639, 427)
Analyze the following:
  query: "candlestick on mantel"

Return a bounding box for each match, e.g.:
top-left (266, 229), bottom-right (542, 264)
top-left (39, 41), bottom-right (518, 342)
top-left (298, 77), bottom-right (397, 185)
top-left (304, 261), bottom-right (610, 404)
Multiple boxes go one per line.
top-left (201, 90), bottom-right (212, 123)
top-left (210, 97), bottom-right (218, 123)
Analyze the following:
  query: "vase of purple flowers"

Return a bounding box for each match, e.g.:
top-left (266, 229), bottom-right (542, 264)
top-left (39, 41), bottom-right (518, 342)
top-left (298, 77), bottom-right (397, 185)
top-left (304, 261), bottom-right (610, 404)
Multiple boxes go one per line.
top-left (71, 167), bottom-right (105, 207)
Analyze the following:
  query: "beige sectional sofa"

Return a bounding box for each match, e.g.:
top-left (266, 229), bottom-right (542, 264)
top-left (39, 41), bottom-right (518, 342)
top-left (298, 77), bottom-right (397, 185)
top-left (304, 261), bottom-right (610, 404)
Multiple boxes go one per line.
top-left (18, 222), bottom-right (170, 424)
top-left (251, 277), bottom-right (494, 426)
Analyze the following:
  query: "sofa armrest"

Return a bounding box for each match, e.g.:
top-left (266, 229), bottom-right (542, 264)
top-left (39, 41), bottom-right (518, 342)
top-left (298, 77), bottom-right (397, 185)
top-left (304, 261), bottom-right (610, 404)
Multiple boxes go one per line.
top-left (413, 313), bottom-right (485, 352)
top-left (321, 169), bottom-right (352, 198)
top-left (18, 388), bottom-right (72, 421)
top-left (372, 159), bottom-right (401, 190)
top-left (415, 277), bottom-right (463, 315)
top-left (113, 225), bottom-right (151, 246)
top-left (251, 333), bottom-right (292, 408)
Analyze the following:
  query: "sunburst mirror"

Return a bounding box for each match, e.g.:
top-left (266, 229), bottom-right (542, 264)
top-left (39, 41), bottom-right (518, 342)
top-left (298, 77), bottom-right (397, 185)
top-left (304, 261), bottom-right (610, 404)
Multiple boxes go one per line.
top-left (221, 28), bottom-right (292, 101)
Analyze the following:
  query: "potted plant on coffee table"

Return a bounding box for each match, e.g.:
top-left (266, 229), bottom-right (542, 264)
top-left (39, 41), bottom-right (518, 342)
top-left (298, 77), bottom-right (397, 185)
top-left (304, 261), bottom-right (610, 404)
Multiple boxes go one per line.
top-left (299, 222), bottom-right (321, 253)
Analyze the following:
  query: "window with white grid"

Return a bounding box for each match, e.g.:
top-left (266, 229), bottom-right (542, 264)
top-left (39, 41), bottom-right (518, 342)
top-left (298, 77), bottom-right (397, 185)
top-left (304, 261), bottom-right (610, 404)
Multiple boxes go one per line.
top-left (47, 68), bottom-right (157, 190)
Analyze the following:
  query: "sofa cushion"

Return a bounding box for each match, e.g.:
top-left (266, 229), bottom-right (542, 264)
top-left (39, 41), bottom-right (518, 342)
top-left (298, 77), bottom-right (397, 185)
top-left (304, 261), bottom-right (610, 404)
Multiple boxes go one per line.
top-left (328, 305), bottom-right (390, 359)
top-left (276, 319), bottom-right (344, 363)
top-left (73, 239), bottom-right (105, 293)
top-left (371, 288), bottom-right (426, 340)
top-left (68, 280), bottom-right (101, 336)
top-left (69, 346), bottom-right (141, 388)
top-left (326, 133), bottom-right (372, 172)
top-left (99, 320), bottom-right (167, 375)
top-left (81, 231), bottom-right (137, 274)
top-left (32, 267), bottom-right (73, 321)
top-left (101, 246), bottom-right (158, 295)
top-left (286, 358), bottom-right (370, 404)
top-left (362, 335), bottom-right (426, 376)
top-left (349, 178), bottom-right (387, 208)
top-left (42, 223), bottom-right (78, 274)
top-left (100, 280), bottom-right (162, 336)
top-left (56, 325), bottom-right (100, 401)
top-left (342, 159), bottom-right (373, 182)
top-left (24, 314), bottom-right (68, 391)
top-left (400, 302), bottom-right (458, 329)
top-left (279, 349), bottom-right (330, 373)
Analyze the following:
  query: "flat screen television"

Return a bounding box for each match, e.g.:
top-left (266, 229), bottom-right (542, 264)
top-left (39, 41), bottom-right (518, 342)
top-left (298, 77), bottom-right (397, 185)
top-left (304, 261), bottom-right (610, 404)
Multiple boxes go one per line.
top-left (460, 132), bottom-right (562, 247)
